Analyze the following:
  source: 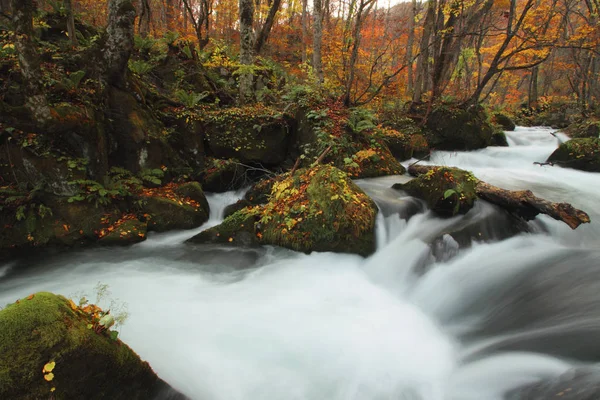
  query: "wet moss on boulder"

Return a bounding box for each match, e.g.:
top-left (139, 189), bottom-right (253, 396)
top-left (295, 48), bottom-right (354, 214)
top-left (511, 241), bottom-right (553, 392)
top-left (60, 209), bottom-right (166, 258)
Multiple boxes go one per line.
top-left (190, 165), bottom-right (378, 256)
top-left (393, 167), bottom-right (478, 217)
top-left (187, 208), bottom-right (260, 247)
top-left (546, 138), bottom-right (600, 172)
top-left (0, 292), bottom-right (164, 399)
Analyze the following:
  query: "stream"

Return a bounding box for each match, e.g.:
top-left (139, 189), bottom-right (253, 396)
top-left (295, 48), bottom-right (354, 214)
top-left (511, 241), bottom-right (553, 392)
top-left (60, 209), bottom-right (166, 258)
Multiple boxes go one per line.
top-left (1, 127), bottom-right (599, 399)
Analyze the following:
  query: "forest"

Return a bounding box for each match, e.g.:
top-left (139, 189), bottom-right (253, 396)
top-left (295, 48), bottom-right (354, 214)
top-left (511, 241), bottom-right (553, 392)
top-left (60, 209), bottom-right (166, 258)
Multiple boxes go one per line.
top-left (1, 0), bottom-right (600, 399)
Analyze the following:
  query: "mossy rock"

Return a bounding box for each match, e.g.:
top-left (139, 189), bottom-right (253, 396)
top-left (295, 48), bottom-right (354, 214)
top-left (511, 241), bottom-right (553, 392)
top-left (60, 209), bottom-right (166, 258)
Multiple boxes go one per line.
top-left (565, 121), bottom-right (600, 139)
top-left (393, 167), bottom-right (478, 217)
top-left (98, 219), bottom-right (147, 246)
top-left (345, 146), bottom-right (406, 178)
top-left (202, 106), bottom-right (293, 166)
top-left (187, 208), bottom-right (260, 247)
top-left (189, 165), bottom-right (378, 256)
top-left (378, 127), bottom-right (429, 160)
top-left (174, 181), bottom-right (210, 213)
top-left (425, 105), bottom-right (494, 151)
top-left (492, 112), bottom-right (516, 131)
top-left (546, 138), bottom-right (600, 172)
top-left (259, 165), bottom-right (378, 256)
top-left (142, 196), bottom-right (209, 232)
top-left (491, 130), bottom-right (509, 147)
top-left (0, 292), bottom-right (164, 399)
top-left (200, 158), bottom-right (247, 192)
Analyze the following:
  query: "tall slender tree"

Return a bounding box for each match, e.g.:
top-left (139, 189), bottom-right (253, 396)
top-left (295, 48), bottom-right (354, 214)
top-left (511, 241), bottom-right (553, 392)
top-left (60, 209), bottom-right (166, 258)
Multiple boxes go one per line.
top-left (239, 0), bottom-right (255, 103)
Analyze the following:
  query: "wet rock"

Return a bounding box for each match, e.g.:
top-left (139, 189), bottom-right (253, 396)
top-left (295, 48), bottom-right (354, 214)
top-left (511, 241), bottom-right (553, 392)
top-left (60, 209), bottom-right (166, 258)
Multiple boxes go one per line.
top-left (0, 292), bottom-right (166, 399)
top-left (491, 130), bottom-right (509, 147)
top-left (98, 218), bottom-right (147, 246)
top-left (547, 138), bottom-right (600, 172)
top-left (142, 196), bottom-right (209, 232)
top-left (200, 158), bottom-right (247, 193)
top-left (379, 127), bottom-right (429, 161)
top-left (424, 104), bottom-right (494, 151)
top-left (191, 165), bottom-right (378, 257)
top-left (393, 167), bottom-right (478, 217)
top-left (492, 112), bottom-right (516, 131)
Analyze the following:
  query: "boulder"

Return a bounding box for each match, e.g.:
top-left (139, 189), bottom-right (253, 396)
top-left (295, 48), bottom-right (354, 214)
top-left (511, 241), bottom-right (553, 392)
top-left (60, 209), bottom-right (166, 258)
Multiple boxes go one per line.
top-left (142, 196), bottom-right (208, 232)
top-left (200, 158), bottom-right (247, 193)
top-left (0, 292), bottom-right (167, 399)
top-left (202, 106), bottom-right (293, 166)
top-left (393, 167), bottom-right (478, 217)
top-left (378, 126), bottom-right (429, 161)
top-left (491, 130), bottom-right (509, 147)
top-left (424, 105), bottom-right (494, 151)
top-left (546, 138), bottom-right (600, 172)
top-left (492, 112), bottom-right (516, 131)
top-left (98, 218), bottom-right (147, 246)
top-left (507, 367), bottom-right (600, 400)
top-left (190, 165), bottom-right (378, 256)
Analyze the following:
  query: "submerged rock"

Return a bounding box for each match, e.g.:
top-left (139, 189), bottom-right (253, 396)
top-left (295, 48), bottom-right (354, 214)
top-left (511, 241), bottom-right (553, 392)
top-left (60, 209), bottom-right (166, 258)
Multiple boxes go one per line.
top-left (393, 167), bottom-right (478, 217)
top-left (546, 138), bottom-right (600, 172)
top-left (507, 367), bottom-right (600, 400)
top-left (0, 292), bottom-right (167, 399)
top-left (189, 165), bottom-right (378, 257)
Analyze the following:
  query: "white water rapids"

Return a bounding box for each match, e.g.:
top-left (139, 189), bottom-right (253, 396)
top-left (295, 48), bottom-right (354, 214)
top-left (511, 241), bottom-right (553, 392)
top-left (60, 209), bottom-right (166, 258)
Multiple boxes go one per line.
top-left (1, 127), bottom-right (600, 399)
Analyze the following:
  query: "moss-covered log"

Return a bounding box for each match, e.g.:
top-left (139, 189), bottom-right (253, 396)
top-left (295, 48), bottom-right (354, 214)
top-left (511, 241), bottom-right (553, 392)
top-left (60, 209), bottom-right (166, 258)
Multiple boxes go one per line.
top-left (406, 164), bottom-right (590, 229)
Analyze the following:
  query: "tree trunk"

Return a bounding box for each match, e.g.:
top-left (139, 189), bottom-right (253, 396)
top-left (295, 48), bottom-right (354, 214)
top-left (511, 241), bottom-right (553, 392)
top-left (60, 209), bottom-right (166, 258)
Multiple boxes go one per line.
top-left (301, 0), bottom-right (308, 63)
top-left (165, 0), bottom-right (175, 30)
top-left (405, 0), bottom-right (416, 97)
top-left (408, 164), bottom-right (590, 230)
top-left (138, 0), bottom-right (151, 37)
top-left (528, 66), bottom-right (539, 108)
top-left (254, 0), bottom-right (282, 54)
top-left (103, 0), bottom-right (136, 88)
top-left (11, 0), bottom-right (52, 126)
top-left (312, 0), bottom-right (324, 83)
top-left (413, 0), bottom-right (435, 103)
top-left (64, 0), bottom-right (78, 46)
top-left (239, 0), bottom-right (255, 103)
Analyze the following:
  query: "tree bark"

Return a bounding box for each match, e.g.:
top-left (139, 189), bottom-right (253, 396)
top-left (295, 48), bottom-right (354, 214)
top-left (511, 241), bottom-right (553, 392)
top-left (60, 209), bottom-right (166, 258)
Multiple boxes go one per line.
top-left (405, 0), bottom-right (416, 97)
top-left (301, 0), bottom-right (308, 63)
top-left (407, 164), bottom-right (590, 230)
top-left (103, 0), bottom-right (136, 88)
top-left (413, 0), bottom-right (435, 103)
top-left (138, 0), bottom-right (151, 37)
top-left (239, 0), bottom-right (255, 103)
top-left (64, 0), bottom-right (78, 46)
top-left (312, 0), bottom-right (324, 83)
top-left (11, 0), bottom-right (52, 126)
top-left (254, 0), bottom-right (282, 54)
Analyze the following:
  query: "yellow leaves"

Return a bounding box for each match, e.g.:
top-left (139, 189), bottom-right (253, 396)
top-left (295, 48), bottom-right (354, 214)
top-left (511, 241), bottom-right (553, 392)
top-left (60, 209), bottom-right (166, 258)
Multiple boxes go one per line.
top-left (330, 194), bottom-right (340, 200)
top-left (43, 361), bottom-right (56, 383)
top-left (43, 362), bottom-right (56, 373)
top-left (228, 237), bottom-right (233, 242)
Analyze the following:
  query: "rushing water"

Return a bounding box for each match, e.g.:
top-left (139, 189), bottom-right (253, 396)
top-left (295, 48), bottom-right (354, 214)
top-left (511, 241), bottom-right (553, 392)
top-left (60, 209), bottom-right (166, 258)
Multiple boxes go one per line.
top-left (1, 127), bottom-right (599, 399)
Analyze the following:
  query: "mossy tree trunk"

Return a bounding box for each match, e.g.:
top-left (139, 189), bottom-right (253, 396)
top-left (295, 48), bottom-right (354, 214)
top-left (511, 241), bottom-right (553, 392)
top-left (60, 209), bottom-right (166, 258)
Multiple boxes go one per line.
top-left (103, 0), bottom-right (136, 88)
top-left (138, 0), bottom-right (151, 37)
top-left (11, 0), bottom-right (52, 126)
top-left (238, 0), bottom-right (254, 103)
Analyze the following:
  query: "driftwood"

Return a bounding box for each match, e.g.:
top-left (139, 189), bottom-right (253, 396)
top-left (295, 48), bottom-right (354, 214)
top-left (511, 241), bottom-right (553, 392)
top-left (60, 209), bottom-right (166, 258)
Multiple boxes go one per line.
top-left (408, 164), bottom-right (590, 230)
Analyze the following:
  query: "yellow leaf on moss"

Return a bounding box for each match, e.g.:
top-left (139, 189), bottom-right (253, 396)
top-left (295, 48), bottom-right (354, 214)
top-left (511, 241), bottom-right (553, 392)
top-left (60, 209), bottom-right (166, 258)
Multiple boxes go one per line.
top-left (44, 373), bottom-right (54, 381)
top-left (43, 361), bottom-right (56, 373)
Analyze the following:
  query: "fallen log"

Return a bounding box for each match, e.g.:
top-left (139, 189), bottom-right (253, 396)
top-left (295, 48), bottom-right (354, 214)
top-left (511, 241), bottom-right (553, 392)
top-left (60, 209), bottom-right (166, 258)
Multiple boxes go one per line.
top-left (406, 164), bottom-right (590, 229)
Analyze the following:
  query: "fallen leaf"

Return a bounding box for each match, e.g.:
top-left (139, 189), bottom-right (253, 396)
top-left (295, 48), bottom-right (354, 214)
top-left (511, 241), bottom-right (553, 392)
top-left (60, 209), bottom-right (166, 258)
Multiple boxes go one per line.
top-left (44, 373), bottom-right (54, 381)
top-left (43, 362), bottom-right (56, 373)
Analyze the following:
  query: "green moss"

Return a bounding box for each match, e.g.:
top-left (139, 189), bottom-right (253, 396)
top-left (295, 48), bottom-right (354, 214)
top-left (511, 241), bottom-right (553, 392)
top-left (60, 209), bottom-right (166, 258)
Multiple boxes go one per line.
top-left (393, 167), bottom-right (478, 217)
top-left (0, 292), bottom-right (160, 399)
top-left (142, 196), bottom-right (208, 232)
top-left (200, 158), bottom-right (247, 192)
top-left (174, 181), bottom-right (210, 212)
top-left (99, 219), bottom-right (147, 245)
top-left (187, 207), bottom-right (260, 246)
top-left (260, 165), bottom-right (378, 256)
top-left (547, 138), bottom-right (600, 172)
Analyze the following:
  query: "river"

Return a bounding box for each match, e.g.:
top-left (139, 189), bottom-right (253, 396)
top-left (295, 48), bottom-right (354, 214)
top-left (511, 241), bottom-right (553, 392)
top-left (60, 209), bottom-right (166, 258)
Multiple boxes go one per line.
top-left (1, 127), bottom-right (599, 400)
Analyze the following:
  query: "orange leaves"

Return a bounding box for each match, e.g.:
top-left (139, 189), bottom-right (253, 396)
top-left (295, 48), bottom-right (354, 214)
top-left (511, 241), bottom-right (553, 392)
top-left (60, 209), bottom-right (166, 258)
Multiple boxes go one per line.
top-left (140, 183), bottom-right (201, 209)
